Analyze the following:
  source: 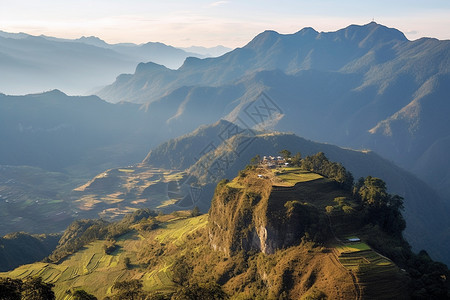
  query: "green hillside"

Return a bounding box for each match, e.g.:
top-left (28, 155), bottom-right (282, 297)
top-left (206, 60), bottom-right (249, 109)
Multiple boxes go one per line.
top-left (2, 161), bottom-right (448, 299)
top-left (0, 232), bottom-right (60, 272)
top-left (0, 213), bottom-right (208, 299)
top-left (96, 22), bottom-right (450, 208)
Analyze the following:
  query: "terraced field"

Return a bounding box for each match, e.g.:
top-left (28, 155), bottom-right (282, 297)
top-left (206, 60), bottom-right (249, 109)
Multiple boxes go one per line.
top-left (0, 215), bottom-right (208, 299)
top-left (72, 166), bottom-right (194, 221)
top-left (226, 166), bottom-right (324, 189)
top-left (334, 241), bottom-right (407, 299)
top-left (274, 168), bottom-right (323, 186)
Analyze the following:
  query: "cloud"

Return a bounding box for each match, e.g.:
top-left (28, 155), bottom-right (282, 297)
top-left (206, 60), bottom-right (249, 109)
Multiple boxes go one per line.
top-left (210, 1), bottom-right (229, 7)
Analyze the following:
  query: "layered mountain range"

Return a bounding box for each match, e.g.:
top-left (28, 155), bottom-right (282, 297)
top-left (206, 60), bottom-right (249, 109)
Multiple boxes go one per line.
top-left (1, 22), bottom-right (450, 297)
top-left (97, 22), bottom-right (450, 202)
top-left (0, 30), bottom-right (231, 95)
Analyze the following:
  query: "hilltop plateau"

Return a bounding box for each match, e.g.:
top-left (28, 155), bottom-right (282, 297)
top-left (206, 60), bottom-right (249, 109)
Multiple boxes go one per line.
top-left (1, 160), bottom-right (448, 299)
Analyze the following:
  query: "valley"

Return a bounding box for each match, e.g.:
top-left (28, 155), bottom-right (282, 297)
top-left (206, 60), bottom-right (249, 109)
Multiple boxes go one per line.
top-left (72, 166), bottom-right (195, 220)
top-left (0, 166), bottom-right (82, 236)
top-left (1, 18), bottom-right (450, 299)
top-left (2, 164), bottom-right (445, 299)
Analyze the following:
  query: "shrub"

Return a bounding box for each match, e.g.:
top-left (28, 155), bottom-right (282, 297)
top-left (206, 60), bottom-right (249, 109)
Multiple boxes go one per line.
top-left (342, 205), bottom-right (354, 214)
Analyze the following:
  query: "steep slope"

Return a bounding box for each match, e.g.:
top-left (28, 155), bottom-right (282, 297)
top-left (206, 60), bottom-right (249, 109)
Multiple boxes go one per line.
top-left (97, 22), bottom-right (410, 103)
top-left (0, 232), bottom-right (60, 272)
top-left (1, 165), bottom-right (448, 299)
top-left (96, 22), bottom-right (450, 205)
top-left (142, 119), bottom-right (252, 170)
top-left (366, 73), bottom-right (450, 197)
top-left (142, 123), bottom-right (450, 264)
top-left (208, 168), bottom-right (411, 299)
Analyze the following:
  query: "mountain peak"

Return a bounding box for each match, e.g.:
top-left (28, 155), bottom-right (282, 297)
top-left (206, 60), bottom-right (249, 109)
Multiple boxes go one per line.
top-left (35, 89), bottom-right (67, 97)
top-left (135, 61), bottom-right (169, 74)
top-left (295, 27), bottom-right (319, 37)
top-left (245, 30), bottom-right (281, 49)
top-left (332, 22), bottom-right (408, 46)
top-left (76, 36), bottom-right (108, 47)
top-left (179, 56), bottom-right (204, 70)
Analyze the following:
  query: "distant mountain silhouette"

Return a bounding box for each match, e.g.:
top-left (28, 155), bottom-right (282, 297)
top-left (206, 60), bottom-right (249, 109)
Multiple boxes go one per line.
top-left (180, 45), bottom-right (232, 57)
top-left (0, 31), bottom-right (215, 95)
top-left (97, 22), bottom-right (409, 103)
top-left (0, 90), bottom-right (164, 176)
top-left (98, 22), bottom-right (450, 203)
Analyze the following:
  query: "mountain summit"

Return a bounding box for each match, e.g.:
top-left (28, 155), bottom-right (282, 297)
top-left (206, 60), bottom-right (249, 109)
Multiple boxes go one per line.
top-left (96, 22), bottom-right (450, 206)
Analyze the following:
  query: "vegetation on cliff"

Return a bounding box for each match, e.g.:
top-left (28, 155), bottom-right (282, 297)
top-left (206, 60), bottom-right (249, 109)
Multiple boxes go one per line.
top-left (1, 154), bottom-right (449, 299)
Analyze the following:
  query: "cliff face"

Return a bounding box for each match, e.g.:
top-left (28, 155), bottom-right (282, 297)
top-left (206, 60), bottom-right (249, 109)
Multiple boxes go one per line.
top-left (207, 167), bottom-right (413, 299)
top-left (208, 170), bottom-right (333, 255)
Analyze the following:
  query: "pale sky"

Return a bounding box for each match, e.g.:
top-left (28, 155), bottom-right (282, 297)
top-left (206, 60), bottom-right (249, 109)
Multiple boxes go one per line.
top-left (0, 0), bottom-right (449, 47)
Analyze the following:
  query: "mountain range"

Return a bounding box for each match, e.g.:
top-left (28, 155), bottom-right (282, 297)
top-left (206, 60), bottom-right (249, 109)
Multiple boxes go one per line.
top-left (143, 120), bottom-right (450, 265)
top-left (96, 22), bottom-right (450, 203)
top-left (0, 30), bottom-right (231, 95)
top-left (1, 22), bottom-right (450, 297)
top-left (1, 164), bottom-right (448, 299)
top-left (0, 90), bottom-right (158, 175)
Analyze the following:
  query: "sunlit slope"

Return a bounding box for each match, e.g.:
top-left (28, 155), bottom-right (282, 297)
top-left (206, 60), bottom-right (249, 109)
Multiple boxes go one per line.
top-left (0, 215), bottom-right (208, 299)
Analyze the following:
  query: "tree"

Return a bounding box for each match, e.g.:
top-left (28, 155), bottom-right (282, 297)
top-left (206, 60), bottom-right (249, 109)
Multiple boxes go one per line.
top-left (124, 257), bottom-right (132, 269)
top-left (301, 152), bottom-right (353, 189)
top-left (191, 206), bottom-right (201, 217)
top-left (250, 154), bottom-right (261, 165)
top-left (0, 277), bottom-right (22, 300)
top-left (72, 289), bottom-right (98, 300)
top-left (172, 282), bottom-right (228, 300)
top-left (172, 256), bottom-right (192, 285)
top-left (290, 152), bottom-right (302, 166)
top-left (355, 176), bottom-right (405, 235)
top-left (357, 176), bottom-right (388, 207)
top-left (279, 150), bottom-right (291, 160)
top-left (112, 280), bottom-right (144, 300)
top-left (21, 277), bottom-right (55, 300)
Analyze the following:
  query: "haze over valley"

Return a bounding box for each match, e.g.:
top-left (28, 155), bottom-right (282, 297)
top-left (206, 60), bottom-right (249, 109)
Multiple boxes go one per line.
top-left (1, 2), bottom-right (450, 298)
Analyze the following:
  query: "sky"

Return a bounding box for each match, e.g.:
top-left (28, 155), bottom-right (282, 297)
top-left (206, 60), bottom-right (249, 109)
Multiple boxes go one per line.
top-left (0, 0), bottom-right (449, 48)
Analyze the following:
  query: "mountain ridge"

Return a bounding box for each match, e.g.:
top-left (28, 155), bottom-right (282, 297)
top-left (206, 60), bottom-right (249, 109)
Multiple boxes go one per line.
top-left (96, 22), bottom-right (450, 205)
top-left (0, 30), bottom-right (231, 95)
top-left (142, 121), bottom-right (450, 265)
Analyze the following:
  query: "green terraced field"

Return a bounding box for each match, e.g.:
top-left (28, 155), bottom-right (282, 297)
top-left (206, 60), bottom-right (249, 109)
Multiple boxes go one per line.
top-left (0, 215), bottom-right (208, 299)
top-left (276, 170), bottom-right (323, 186)
top-left (334, 241), bottom-right (406, 299)
top-left (156, 215), bottom-right (208, 245)
top-left (336, 242), bottom-right (371, 253)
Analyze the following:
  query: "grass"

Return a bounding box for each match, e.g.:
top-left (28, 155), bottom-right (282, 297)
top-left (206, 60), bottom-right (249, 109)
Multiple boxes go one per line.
top-left (226, 180), bottom-right (244, 189)
top-left (275, 170), bottom-right (323, 186)
top-left (156, 215), bottom-right (208, 245)
top-left (156, 199), bottom-right (179, 208)
top-left (336, 242), bottom-right (371, 253)
top-left (0, 215), bottom-right (209, 299)
top-left (333, 242), bottom-right (403, 298)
